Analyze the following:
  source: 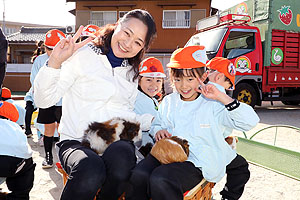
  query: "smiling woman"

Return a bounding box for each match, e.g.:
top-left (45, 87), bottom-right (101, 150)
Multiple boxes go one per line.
top-left (33, 9), bottom-right (157, 200)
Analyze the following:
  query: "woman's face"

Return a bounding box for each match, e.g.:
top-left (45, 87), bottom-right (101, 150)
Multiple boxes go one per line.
top-left (111, 18), bottom-right (148, 58)
top-left (139, 77), bottom-right (163, 98)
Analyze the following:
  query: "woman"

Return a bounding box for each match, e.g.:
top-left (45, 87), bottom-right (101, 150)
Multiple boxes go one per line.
top-left (34, 9), bottom-right (157, 200)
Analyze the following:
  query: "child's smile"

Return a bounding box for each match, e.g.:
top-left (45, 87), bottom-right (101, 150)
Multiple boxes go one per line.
top-left (139, 77), bottom-right (163, 98)
top-left (174, 76), bottom-right (199, 101)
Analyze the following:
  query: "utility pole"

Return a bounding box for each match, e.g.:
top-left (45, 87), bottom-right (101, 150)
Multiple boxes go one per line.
top-left (2, 0), bottom-right (5, 34)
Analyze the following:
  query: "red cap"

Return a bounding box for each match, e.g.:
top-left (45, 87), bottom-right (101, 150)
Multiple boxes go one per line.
top-left (0, 101), bottom-right (19, 122)
top-left (81, 24), bottom-right (100, 37)
top-left (206, 57), bottom-right (236, 87)
top-left (167, 46), bottom-right (208, 69)
top-left (1, 87), bottom-right (11, 99)
top-left (44, 29), bottom-right (66, 49)
top-left (139, 57), bottom-right (166, 78)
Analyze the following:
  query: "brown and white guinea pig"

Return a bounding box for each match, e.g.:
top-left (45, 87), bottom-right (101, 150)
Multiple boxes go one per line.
top-left (150, 136), bottom-right (189, 164)
top-left (81, 117), bottom-right (141, 154)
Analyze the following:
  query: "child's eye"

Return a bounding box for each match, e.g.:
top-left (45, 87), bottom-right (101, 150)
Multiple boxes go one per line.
top-left (174, 78), bottom-right (180, 82)
top-left (124, 31), bottom-right (130, 36)
top-left (188, 78), bottom-right (195, 81)
top-left (157, 79), bottom-right (162, 83)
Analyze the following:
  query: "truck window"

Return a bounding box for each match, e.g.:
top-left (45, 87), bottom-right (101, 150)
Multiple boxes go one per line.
top-left (223, 32), bottom-right (255, 59)
top-left (185, 28), bottom-right (227, 58)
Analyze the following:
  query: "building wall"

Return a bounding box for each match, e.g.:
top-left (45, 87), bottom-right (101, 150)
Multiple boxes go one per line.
top-left (74, 0), bottom-right (210, 52)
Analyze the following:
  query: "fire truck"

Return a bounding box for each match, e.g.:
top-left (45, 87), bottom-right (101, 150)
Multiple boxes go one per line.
top-left (186, 0), bottom-right (300, 106)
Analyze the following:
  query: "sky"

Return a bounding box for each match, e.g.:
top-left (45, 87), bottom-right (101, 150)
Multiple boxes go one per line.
top-left (0, 0), bottom-right (245, 27)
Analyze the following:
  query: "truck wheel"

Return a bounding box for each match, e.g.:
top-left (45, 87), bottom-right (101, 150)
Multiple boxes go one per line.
top-left (233, 83), bottom-right (257, 107)
top-left (281, 101), bottom-right (300, 105)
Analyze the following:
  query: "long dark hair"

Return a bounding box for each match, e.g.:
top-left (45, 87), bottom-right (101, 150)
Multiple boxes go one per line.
top-left (31, 41), bottom-right (45, 63)
top-left (94, 9), bottom-right (157, 81)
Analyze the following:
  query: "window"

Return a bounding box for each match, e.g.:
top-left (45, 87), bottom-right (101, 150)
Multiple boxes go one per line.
top-left (163, 10), bottom-right (191, 28)
top-left (89, 11), bottom-right (117, 27)
top-left (223, 32), bottom-right (256, 59)
top-left (119, 11), bottom-right (128, 19)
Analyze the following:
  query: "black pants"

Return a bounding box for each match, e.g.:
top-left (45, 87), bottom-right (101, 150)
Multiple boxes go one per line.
top-left (24, 101), bottom-right (37, 133)
top-left (97, 139), bottom-right (137, 200)
top-left (127, 154), bottom-right (249, 200)
top-left (57, 139), bottom-right (136, 200)
top-left (0, 156), bottom-right (36, 200)
top-left (220, 154), bottom-right (250, 200)
top-left (126, 154), bottom-right (203, 200)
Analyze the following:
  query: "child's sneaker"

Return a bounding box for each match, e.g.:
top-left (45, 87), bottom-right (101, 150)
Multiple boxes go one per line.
top-left (42, 152), bottom-right (53, 169)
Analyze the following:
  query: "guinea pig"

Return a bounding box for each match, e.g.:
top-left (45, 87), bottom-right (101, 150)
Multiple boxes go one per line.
top-left (82, 117), bottom-right (141, 154)
top-left (150, 136), bottom-right (189, 164)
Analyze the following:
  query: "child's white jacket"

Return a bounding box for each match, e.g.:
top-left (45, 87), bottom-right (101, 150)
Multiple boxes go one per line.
top-left (134, 91), bottom-right (159, 145)
top-left (0, 119), bottom-right (32, 159)
top-left (34, 43), bottom-right (153, 141)
top-left (151, 83), bottom-right (260, 182)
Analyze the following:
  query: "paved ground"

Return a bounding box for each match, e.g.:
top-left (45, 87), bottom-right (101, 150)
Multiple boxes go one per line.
top-left (1, 100), bottom-right (300, 200)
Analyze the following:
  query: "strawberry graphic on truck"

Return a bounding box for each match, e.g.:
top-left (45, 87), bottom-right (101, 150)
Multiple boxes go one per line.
top-left (277, 5), bottom-right (293, 26)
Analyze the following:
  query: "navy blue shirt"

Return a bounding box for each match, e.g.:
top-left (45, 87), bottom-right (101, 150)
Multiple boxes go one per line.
top-left (106, 47), bottom-right (124, 68)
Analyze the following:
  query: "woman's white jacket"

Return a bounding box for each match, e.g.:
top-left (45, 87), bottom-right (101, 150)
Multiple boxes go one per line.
top-left (34, 43), bottom-right (152, 141)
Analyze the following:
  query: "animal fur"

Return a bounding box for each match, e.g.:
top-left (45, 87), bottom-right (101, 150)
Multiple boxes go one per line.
top-left (150, 136), bottom-right (189, 164)
top-left (81, 117), bottom-right (141, 154)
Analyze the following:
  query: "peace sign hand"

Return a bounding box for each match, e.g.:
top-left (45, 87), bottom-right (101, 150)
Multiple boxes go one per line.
top-left (195, 78), bottom-right (234, 105)
top-left (195, 78), bottom-right (221, 100)
top-left (47, 25), bottom-right (94, 69)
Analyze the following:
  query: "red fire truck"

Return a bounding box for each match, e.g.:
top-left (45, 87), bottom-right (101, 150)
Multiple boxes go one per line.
top-left (186, 0), bottom-right (300, 107)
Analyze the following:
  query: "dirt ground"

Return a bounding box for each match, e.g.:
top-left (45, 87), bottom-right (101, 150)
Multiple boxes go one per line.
top-left (1, 101), bottom-right (300, 200)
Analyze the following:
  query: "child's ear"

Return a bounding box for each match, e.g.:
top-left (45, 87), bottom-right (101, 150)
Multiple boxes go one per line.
top-left (216, 72), bottom-right (225, 81)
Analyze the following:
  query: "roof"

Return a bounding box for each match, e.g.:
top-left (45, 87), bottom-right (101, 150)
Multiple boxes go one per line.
top-left (7, 27), bottom-right (66, 43)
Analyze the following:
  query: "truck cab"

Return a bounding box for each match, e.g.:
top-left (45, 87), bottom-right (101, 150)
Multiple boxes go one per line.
top-left (186, 13), bottom-right (300, 107)
top-left (186, 14), bottom-right (263, 106)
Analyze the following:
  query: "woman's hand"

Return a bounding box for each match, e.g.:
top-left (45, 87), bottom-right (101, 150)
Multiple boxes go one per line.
top-left (48, 26), bottom-right (93, 69)
top-left (155, 130), bottom-right (172, 141)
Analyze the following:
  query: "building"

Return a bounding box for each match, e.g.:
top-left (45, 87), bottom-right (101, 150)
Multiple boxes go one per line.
top-left (3, 27), bottom-right (66, 92)
top-left (0, 21), bottom-right (57, 36)
top-left (68, 0), bottom-right (211, 53)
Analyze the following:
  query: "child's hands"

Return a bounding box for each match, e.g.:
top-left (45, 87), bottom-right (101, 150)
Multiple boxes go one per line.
top-left (155, 130), bottom-right (172, 141)
top-left (48, 25), bottom-right (93, 69)
top-left (195, 78), bottom-right (234, 105)
top-left (195, 78), bottom-right (221, 100)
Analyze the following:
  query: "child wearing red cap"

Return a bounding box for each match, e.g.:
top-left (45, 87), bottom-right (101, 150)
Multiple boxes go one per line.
top-left (24, 29), bottom-right (65, 168)
top-left (134, 57), bottom-right (166, 147)
top-left (0, 101), bottom-right (36, 200)
top-left (127, 46), bottom-right (259, 200)
top-left (80, 24), bottom-right (100, 41)
top-left (1, 87), bottom-right (26, 127)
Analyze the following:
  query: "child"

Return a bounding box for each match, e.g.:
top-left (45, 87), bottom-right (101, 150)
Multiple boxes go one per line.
top-left (134, 57), bottom-right (166, 146)
top-left (126, 46), bottom-right (259, 200)
top-left (1, 87), bottom-right (25, 127)
top-left (0, 101), bottom-right (36, 200)
top-left (80, 24), bottom-right (100, 41)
